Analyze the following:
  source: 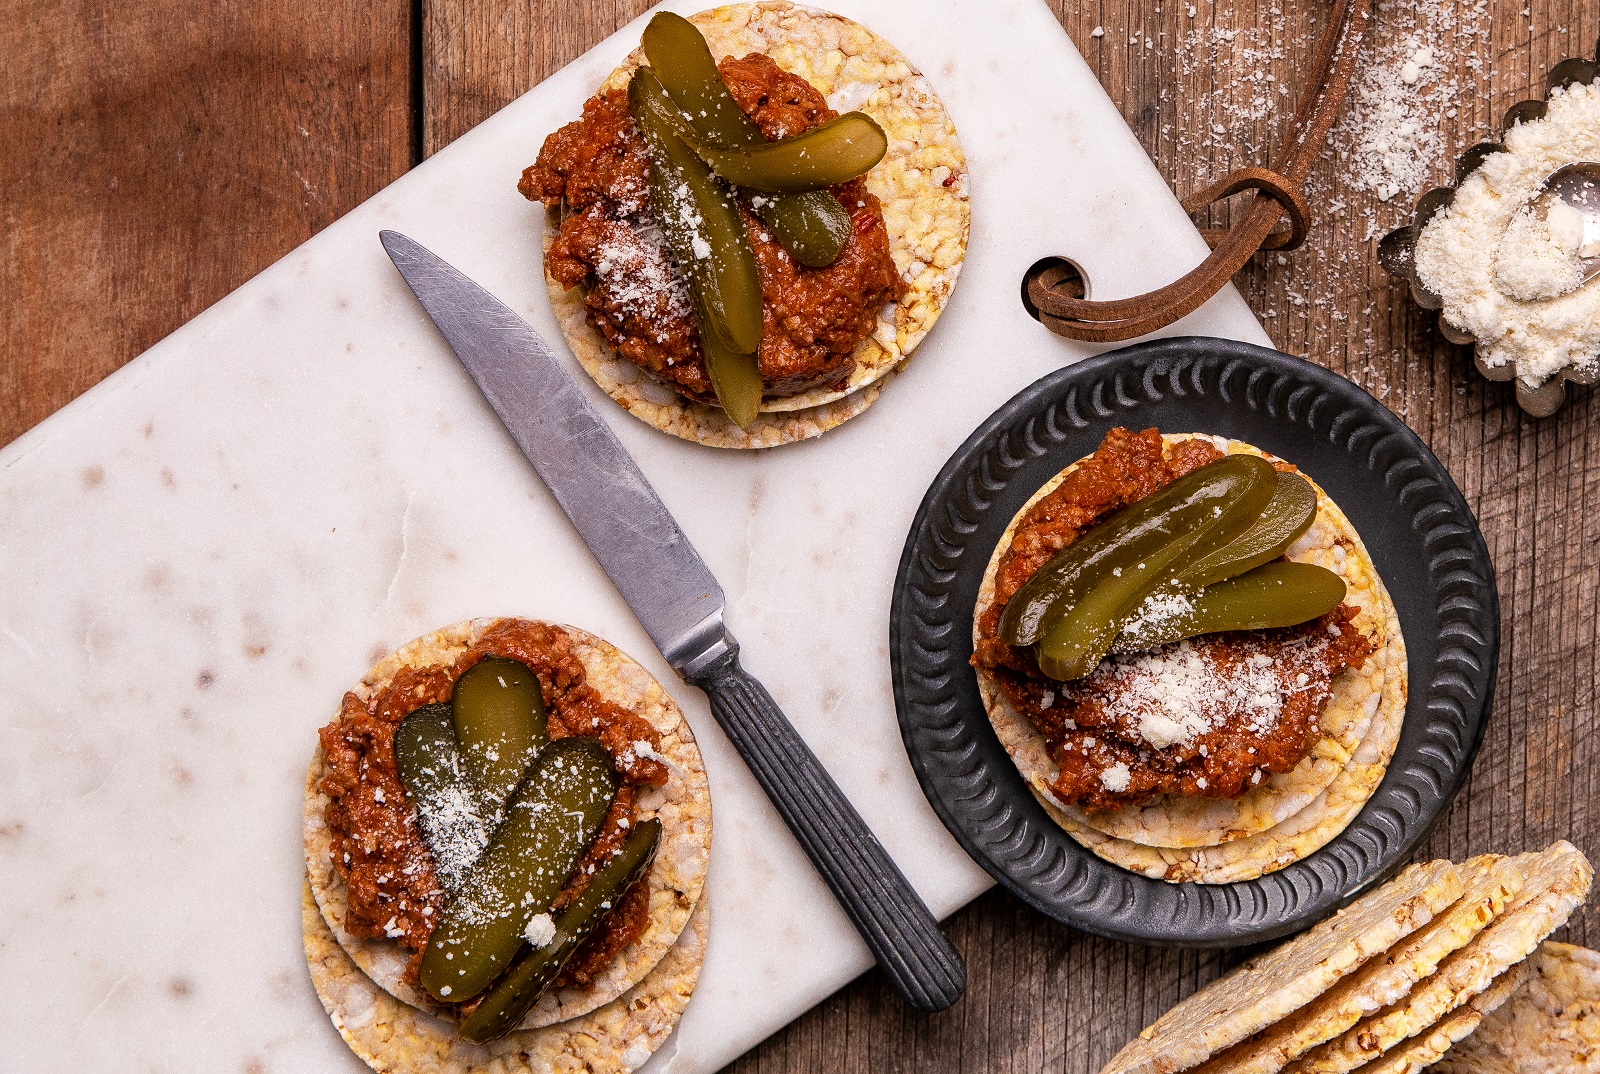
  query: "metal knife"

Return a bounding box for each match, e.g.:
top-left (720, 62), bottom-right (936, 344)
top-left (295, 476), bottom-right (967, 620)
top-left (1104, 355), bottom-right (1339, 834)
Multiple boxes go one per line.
top-left (380, 230), bottom-right (965, 1013)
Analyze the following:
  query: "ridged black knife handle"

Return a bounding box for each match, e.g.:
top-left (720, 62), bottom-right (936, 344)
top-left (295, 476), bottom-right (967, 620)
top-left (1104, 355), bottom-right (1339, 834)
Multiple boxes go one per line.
top-left (689, 648), bottom-right (965, 1012)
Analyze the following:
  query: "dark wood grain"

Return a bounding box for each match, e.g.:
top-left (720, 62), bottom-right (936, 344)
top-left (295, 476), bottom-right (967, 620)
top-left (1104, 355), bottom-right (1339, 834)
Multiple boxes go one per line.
top-left (0, 0), bottom-right (412, 447)
top-left (6, 1), bottom-right (1598, 1071)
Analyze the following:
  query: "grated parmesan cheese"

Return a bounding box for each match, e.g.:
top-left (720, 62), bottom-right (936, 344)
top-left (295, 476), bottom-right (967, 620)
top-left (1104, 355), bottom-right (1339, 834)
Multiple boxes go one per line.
top-left (522, 912), bottom-right (556, 948)
top-left (1100, 640), bottom-right (1286, 750)
top-left (1414, 81), bottom-right (1600, 386)
top-left (1100, 761), bottom-right (1132, 793)
top-left (1119, 589), bottom-right (1195, 639)
top-left (591, 222), bottom-right (693, 331)
top-left (1495, 199), bottom-right (1589, 302)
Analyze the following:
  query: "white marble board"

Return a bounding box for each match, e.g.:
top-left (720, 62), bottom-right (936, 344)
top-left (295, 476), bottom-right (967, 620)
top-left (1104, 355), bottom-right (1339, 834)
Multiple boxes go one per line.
top-left (0, 0), bottom-right (1271, 1070)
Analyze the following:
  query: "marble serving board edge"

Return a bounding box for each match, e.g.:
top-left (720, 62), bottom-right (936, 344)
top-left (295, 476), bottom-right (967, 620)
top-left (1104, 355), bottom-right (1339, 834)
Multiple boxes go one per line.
top-left (0, 1), bottom-right (1271, 1071)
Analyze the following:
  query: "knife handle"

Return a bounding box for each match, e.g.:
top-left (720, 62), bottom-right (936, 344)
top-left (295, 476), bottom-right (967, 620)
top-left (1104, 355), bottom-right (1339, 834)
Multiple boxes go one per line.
top-left (689, 649), bottom-right (966, 1013)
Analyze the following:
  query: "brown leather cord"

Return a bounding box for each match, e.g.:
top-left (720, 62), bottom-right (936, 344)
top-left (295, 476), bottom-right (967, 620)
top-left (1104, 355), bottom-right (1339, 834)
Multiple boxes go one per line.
top-left (1025, 0), bottom-right (1373, 342)
top-left (1183, 166), bottom-right (1311, 251)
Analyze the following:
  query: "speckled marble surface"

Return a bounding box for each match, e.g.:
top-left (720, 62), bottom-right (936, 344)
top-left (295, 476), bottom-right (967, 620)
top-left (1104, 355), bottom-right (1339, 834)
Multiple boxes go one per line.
top-left (0, 0), bottom-right (1268, 1069)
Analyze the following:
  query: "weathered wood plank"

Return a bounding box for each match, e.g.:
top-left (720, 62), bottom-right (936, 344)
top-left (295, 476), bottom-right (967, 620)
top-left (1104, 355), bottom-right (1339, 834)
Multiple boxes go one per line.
top-left (0, 0), bottom-right (414, 448)
top-left (420, 0), bottom-right (655, 155)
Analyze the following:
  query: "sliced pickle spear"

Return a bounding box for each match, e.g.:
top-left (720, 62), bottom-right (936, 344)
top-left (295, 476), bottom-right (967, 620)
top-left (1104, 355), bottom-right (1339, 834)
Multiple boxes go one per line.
top-left (1000, 455), bottom-right (1278, 647)
top-left (629, 67), bottom-right (764, 356)
top-left (1026, 456), bottom-right (1279, 681)
top-left (640, 11), bottom-right (755, 146)
top-left (419, 737), bottom-right (618, 1005)
top-left (1175, 471), bottom-right (1318, 590)
top-left (640, 10), bottom-right (852, 267)
top-left (456, 817), bottom-right (663, 1044)
top-left (1112, 562), bottom-right (1348, 652)
top-left (684, 112), bottom-right (889, 194)
top-left (694, 290), bottom-right (763, 427)
top-left (394, 703), bottom-right (490, 892)
top-left (451, 656), bottom-right (548, 813)
top-left (750, 192), bottom-right (854, 268)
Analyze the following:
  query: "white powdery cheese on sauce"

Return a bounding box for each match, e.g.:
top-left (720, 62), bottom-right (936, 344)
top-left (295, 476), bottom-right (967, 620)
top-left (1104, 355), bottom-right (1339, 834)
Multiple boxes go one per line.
top-left (522, 912), bottom-right (556, 948)
top-left (1101, 641), bottom-right (1284, 750)
top-left (1100, 761), bottom-right (1132, 793)
top-left (591, 224), bottom-right (692, 327)
top-left (1413, 81), bottom-right (1600, 387)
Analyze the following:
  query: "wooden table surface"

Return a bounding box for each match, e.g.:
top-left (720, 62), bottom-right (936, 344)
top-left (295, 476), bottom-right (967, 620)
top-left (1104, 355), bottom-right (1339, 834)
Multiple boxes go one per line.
top-left (7, 2), bottom-right (1599, 1071)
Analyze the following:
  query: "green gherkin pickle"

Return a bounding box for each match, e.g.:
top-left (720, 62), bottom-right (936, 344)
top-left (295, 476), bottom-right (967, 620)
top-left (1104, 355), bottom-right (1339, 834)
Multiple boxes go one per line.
top-left (629, 68), bottom-right (764, 357)
top-left (1032, 456), bottom-right (1277, 680)
top-left (1113, 562), bottom-right (1348, 652)
top-left (1000, 455), bottom-right (1279, 650)
top-left (750, 192), bottom-right (854, 269)
top-left (457, 818), bottom-right (663, 1044)
top-left (640, 11), bottom-right (852, 267)
top-left (693, 290), bottom-right (763, 428)
top-left (452, 657), bottom-right (549, 813)
top-left (394, 704), bottom-right (490, 893)
top-left (419, 737), bottom-right (617, 1005)
top-left (683, 112), bottom-right (889, 194)
top-left (1174, 471), bottom-right (1318, 590)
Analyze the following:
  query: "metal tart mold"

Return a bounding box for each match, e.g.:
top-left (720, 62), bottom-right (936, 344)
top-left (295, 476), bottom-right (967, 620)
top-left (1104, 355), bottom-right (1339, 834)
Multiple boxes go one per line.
top-left (1378, 37), bottom-right (1600, 418)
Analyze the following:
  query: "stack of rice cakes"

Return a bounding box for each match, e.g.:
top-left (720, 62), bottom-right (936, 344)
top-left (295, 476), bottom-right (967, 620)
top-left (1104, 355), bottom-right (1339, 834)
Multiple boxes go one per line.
top-left (1102, 842), bottom-right (1594, 1074)
top-left (1434, 940), bottom-right (1600, 1072)
top-left (302, 620), bottom-right (714, 1074)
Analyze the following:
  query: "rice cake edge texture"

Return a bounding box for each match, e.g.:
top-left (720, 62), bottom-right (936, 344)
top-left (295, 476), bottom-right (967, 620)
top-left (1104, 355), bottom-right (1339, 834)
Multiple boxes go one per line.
top-left (1100, 858), bottom-right (1464, 1074)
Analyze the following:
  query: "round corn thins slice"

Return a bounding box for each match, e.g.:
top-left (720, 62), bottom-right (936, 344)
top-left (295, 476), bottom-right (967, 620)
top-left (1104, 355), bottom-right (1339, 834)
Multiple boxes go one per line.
top-left (303, 879), bottom-right (707, 1074)
top-left (974, 434), bottom-right (1406, 870)
top-left (546, 0), bottom-right (969, 448)
top-left (1432, 940), bottom-right (1600, 1074)
top-left (1287, 843), bottom-right (1594, 1074)
top-left (304, 618), bottom-right (712, 1032)
top-left (1353, 961), bottom-right (1531, 1074)
top-left (1192, 855), bottom-right (1525, 1074)
top-left (1100, 859), bottom-right (1464, 1074)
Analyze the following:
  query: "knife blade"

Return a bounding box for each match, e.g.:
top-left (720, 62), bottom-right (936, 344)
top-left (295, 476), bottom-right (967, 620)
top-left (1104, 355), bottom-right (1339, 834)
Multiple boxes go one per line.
top-left (380, 230), bottom-right (964, 1013)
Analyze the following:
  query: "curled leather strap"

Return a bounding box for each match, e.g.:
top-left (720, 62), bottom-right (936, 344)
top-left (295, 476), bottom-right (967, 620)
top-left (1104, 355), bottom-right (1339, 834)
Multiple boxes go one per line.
top-left (1026, 0), bottom-right (1373, 342)
top-left (1183, 166), bottom-right (1311, 252)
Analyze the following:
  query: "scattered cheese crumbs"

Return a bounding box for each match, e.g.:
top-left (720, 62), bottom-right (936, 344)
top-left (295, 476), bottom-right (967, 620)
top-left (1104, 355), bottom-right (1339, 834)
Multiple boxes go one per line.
top-left (591, 222), bottom-right (692, 326)
top-left (1120, 590), bottom-right (1196, 639)
top-left (1101, 762), bottom-right (1132, 793)
top-left (439, 985), bottom-right (452, 997)
top-left (1400, 46), bottom-right (1434, 85)
top-left (523, 913), bottom-right (557, 948)
top-left (382, 916), bottom-right (404, 938)
top-left (633, 739), bottom-right (668, 764)
top-left (372, 786), bottom-right (386, 804)
top-left (1090, 25), bottom-right (1104, 38)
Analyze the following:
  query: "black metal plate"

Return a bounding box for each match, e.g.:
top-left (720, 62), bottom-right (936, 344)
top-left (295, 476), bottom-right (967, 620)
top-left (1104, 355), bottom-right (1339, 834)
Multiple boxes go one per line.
top-left (890, 338), bottom-right (1498, 948)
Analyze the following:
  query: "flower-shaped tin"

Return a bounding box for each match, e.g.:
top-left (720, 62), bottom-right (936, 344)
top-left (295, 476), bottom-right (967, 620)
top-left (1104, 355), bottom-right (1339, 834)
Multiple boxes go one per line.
top-left (1379, 42), bottom-right (1600, 417)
